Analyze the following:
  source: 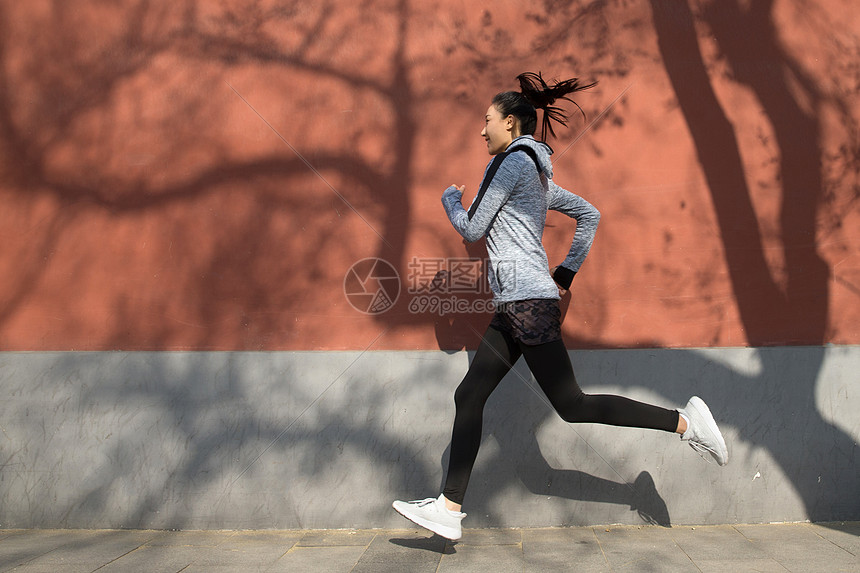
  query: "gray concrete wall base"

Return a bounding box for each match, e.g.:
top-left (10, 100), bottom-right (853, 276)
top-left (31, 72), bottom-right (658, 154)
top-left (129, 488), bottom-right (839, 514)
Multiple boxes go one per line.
top-left (0, 347), bottom-right (857, 530)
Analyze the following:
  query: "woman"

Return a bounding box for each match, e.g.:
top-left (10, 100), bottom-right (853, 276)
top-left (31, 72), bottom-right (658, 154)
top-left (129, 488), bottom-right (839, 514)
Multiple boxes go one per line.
top-left (393, 72), bottom-right (728, 541)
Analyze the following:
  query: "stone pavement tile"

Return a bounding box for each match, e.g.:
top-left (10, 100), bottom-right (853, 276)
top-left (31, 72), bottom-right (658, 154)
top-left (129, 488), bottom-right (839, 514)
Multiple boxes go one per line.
top-left (96, 544), bottom-right (217, 572)
top-left (184, 544), bottom-right (290, 569)
top-left (182, 560), bottom-right (294, 573)
top-left (145, 529), bottom-right (235, 547)
top-left (694, 558), bottom-right (789, 573)
top-left (384, 529), bottom-right (452, 555)
top-left (351, 557), bottom-right (440, 573)
top-left (0, 530), bottom-right (153, 573)
top-left (812, 522), bottom-right (860, 556)
top-left (349, 530), bottom-right (444, 573)
top-left (437, 544), bottom-right (525, 573)
top-left (350, 563), bottom-right (437, 573)
top-left (296, 529), bottom-right (376, 547)
top-left (221, 530), bottom-right (303, 549)
top-left (266, 545), bottom-right (368, 573)
top-left (593, 526), bottom-right (699, 572)
top-left (188, 530), bottom-right (302, 568)
top-left (669, 525), bottom-right (770, 563)
top-left (735, 523), bottom-right (860, 573)
top-left (522, 527), bottom-right (610, 573)
top-left (459, 527), bottom-right (521, 546)
top-left (1, 564), bottom-right (77, 573)
top-left (0, 529), bottom-right (97, 571)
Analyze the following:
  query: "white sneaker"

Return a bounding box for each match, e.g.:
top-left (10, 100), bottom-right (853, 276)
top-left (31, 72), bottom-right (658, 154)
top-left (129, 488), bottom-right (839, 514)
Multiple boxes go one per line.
top-left (679, 396), bottom-right (729, 466)
top-left (392, 494), bottom-right (465, 540)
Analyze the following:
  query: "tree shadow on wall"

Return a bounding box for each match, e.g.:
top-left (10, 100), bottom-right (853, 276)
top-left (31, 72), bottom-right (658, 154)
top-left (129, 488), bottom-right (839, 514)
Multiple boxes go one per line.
top-left (0, 0), bottom-right (436, 350)
top-left (640, 0), bottom-right (858, 522)
top-left (0, 0), bottom-right (636, 350)
top-left (36, 347), bottom-right (492, 530)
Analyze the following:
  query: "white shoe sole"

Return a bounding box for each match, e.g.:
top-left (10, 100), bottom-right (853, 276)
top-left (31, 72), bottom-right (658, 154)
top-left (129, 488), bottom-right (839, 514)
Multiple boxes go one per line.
top-left (392, 501), bottom-right (462, 540)
top-left (689, 396), bottom-right (728, 466)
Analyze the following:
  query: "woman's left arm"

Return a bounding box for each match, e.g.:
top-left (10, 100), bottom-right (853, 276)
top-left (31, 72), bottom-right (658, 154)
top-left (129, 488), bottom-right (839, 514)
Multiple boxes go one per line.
top-left (441, 156), bottom-right (520, 242)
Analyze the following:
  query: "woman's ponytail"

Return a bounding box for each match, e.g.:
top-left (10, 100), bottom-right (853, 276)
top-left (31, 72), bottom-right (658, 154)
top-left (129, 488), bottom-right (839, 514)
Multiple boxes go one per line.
top-left (493, 72), bottom-right (597, 141)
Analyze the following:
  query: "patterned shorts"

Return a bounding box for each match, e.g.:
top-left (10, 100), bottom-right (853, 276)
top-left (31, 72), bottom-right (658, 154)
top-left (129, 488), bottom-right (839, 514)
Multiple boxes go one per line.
top-left (489, 298), bottom-right (562, 346)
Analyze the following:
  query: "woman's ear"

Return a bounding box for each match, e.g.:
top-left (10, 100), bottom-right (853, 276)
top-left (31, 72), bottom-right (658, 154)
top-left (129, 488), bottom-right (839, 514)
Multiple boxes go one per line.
top-left (506, 115), bottom-right (521, 137)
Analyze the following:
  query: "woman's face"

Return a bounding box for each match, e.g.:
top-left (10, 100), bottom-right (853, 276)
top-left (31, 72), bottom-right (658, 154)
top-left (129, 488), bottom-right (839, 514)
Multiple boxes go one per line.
top-left (481, 104), bottom-right (514, 156)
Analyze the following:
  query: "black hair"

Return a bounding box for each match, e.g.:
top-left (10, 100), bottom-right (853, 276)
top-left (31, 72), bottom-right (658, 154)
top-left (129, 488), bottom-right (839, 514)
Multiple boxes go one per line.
top-left (491, 72), bottom-right (597, 141)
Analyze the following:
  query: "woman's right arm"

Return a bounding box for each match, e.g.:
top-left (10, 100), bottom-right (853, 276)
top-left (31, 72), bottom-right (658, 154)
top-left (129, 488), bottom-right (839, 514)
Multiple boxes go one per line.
top-left (546, 181), bottom-right (600, 288)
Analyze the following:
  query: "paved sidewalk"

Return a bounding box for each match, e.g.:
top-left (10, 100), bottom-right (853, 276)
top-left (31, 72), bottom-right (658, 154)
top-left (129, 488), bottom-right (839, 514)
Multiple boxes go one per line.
top-left (0, 522), bottom-right (857, 572)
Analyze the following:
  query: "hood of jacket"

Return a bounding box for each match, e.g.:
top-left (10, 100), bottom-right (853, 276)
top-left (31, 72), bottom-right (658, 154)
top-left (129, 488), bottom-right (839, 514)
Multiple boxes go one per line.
top-left (506, 135), bottom-right (554, 180)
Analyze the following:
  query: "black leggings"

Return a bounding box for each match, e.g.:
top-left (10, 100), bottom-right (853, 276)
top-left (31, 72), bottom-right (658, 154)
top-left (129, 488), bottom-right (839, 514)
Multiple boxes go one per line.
top-left (442, 325), bottom-right (679, 506)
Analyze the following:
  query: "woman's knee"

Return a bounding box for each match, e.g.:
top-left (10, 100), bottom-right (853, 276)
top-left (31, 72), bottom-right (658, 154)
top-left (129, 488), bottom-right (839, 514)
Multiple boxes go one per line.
top-left (453, 378), bottom-right (490, 411)
top-left (554, 392), bottom-right (589, 423)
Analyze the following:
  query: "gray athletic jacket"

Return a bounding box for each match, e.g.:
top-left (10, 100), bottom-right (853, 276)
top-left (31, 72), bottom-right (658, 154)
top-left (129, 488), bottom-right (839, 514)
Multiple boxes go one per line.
top-left (441, 135), bottom-right (600, 304)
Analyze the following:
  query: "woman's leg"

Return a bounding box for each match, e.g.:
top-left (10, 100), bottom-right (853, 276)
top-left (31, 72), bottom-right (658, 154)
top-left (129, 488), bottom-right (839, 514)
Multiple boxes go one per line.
top-left (442, 325), bottom-right (522, 506)
top-left (520, 339), bottom-right (679, 432)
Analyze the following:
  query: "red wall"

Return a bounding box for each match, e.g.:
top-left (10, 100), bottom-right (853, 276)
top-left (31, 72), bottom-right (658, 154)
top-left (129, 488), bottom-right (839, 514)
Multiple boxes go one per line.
top-left (1, 0), bottom-right (858, 350)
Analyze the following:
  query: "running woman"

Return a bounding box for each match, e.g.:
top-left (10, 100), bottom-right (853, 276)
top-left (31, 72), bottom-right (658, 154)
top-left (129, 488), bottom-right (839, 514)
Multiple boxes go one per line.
top-left (393, 72), bottom-right (728, 541)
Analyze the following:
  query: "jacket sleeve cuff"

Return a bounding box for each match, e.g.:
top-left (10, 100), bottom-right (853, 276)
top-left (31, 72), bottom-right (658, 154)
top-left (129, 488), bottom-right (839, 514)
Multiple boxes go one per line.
top-left (552, 266), bottom-right (576, 290)
top-left (441, 186), bottom-right (463, 212)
